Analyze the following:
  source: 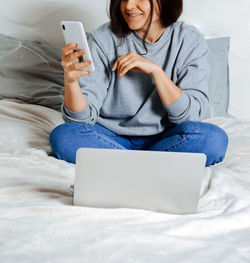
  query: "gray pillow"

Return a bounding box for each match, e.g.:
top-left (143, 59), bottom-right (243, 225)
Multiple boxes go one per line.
top-left (0, 33), bottom-right (230, 117)
top-left (0, 33), bottom-right (64, 111)
top-left (205, 37), bottom-right (230, 118)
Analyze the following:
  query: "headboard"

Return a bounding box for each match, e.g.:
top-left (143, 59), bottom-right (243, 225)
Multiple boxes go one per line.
top-left (0, 0), bottom-right (249, 119)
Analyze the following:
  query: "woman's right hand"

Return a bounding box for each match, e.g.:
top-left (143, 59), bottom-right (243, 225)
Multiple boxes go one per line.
top-left (61, 43), bottom-right (92, 85)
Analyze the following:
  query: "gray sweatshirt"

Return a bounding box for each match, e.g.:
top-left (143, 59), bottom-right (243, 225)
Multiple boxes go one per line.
top-left (62, 21), bottom-right (210, 136)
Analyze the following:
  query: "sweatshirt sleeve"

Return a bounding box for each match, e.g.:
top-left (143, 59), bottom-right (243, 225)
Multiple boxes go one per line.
top-left (62, 32), bottom-right (111, 125)
top-left (164, 28), bottom-right (210, 124)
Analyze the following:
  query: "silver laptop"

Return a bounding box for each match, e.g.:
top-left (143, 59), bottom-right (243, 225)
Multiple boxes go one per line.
top-left (73, 148), bottom-right (207, 214)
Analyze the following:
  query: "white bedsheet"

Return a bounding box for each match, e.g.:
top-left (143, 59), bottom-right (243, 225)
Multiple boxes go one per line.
top-left (0, 99), bottom-right (250, 262)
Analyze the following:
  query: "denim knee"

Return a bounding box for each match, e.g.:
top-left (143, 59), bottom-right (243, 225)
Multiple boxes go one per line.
top-left (49, 122), bottom-right (129, 163)
top-left (171, 121), bottom-right (229, 166)
top-left (49, 123), bottom-right (68, 156)
top-left (49, 123), bottom-right (89, 163)
top-left (201, 123), bottom-right (229, 166)
top-left (49, 123), bottom-right (67, 145)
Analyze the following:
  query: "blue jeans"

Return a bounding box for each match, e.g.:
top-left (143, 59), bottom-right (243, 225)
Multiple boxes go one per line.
top-left (49, 121), bottom-right (228, 167)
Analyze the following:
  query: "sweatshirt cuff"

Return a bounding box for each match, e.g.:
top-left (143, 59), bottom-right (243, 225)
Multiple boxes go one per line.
top-left (164, 92), bottom-right (190, 118)
top-left (62, 102), bottom-right (91, 120)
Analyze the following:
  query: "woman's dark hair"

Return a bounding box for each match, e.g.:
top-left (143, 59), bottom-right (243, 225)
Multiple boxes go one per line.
top-left (108, 0), bottom-right (183, 54)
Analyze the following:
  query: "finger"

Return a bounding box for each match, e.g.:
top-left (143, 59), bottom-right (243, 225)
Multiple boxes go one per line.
top-left (112, 60), bottom-right (118, 71)
top-left (62, 43), bottom-right (80, 58)
top-left (112, 53), bottom-right (132, 71)
top-left (62, 50), bottom-right (86, 67)
top-left (68, 60), bottom-right (92, 71)
top-left (112, 56), bottom-right (125, 71)
top-left (62, 43), bottom-right (77, 59)
top-left (117, 53), bottom-right (136, 72)
top-left (62, 42), bottom-right (77, 53)
top-left (62, 50), bottom-right (71, 59)
top-left (78, 70), bottom-right (92, 77)
top-left (117, 58), bottom-right (134, 76)
top-left (117, 57), bottom-right (134, 75)
top-left (68, 70), bottom-right (92, 81)
top-left (119, 61), bottom-right (137, 79)
top-left (67, 49), bottom-right (86, 62)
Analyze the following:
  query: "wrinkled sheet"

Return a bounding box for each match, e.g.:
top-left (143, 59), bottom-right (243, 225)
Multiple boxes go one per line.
top-left (0, 99), bottom-right (250, 262)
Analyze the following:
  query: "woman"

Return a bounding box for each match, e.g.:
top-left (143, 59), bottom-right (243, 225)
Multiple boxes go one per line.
top-left (49, 0), bottom-right (228, 166)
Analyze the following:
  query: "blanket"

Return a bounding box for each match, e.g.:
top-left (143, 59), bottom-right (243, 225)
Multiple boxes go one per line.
top-left (0, 99), bottom-right (249, 262)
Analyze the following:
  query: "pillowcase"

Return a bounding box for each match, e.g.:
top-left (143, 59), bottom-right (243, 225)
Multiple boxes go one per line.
top-left (205, 37), bottom-right (230, 118)
top-left (0, 33), bottom-right (64, 111)
top-left (0, 33), bottom-right (230, 117)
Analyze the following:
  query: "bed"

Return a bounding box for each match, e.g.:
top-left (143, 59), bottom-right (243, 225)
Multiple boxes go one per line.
top-left (0, 0), bottom-right (250, 262)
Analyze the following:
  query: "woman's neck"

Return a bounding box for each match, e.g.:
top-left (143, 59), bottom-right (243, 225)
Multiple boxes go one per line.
top-left (136, 23), bottom-right (166, 43)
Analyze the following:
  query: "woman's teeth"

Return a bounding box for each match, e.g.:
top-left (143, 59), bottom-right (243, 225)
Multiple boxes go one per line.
top-left (128, 14), bottom-right (142, 17)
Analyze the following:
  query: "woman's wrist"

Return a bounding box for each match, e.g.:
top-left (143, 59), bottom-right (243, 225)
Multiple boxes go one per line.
top-left (150, 64), bottom-right (163, 77)
top-left (64, 77), bottom-right (79, 89)
top-left (151, 65), bottom-right (182, 106)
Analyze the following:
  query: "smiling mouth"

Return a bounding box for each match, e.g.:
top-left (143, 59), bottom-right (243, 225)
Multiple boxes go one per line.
top-left (127, 13), bottom-right (143, 18)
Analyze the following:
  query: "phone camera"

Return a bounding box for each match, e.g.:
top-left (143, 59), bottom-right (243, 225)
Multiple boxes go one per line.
top-left (62, 25), bottom-right (65, 30)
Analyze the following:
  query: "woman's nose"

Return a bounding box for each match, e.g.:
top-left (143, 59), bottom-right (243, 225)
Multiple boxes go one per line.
top-left (125, 0), bottom-right (137, 10)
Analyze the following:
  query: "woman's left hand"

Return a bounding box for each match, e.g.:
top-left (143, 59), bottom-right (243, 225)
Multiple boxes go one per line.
top-left (112, 52), bottom-right (160, 79)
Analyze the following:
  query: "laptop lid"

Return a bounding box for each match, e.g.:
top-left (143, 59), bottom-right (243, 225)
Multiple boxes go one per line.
top-left (73, 148), bottom-right (207, 214)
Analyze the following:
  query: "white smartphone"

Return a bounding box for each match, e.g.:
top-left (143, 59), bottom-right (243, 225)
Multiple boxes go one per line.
top-left (60, 21), bottom-right (95, 72)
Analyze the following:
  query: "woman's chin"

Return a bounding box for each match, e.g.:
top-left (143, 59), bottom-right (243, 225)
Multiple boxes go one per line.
top-left (126, 20), bottom-right (147, 33)
top-left (128, 26), bottom-right (139, 31)
top-left (126, 21), bottom-right (143, 31)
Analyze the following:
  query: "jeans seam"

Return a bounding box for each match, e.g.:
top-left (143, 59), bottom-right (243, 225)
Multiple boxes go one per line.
top-left (92, 132), bottom-right (127, 150)
top-left (163, 135), bottom-right (192, 151)
top-left (161, 122), bottom-right (199, 151)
